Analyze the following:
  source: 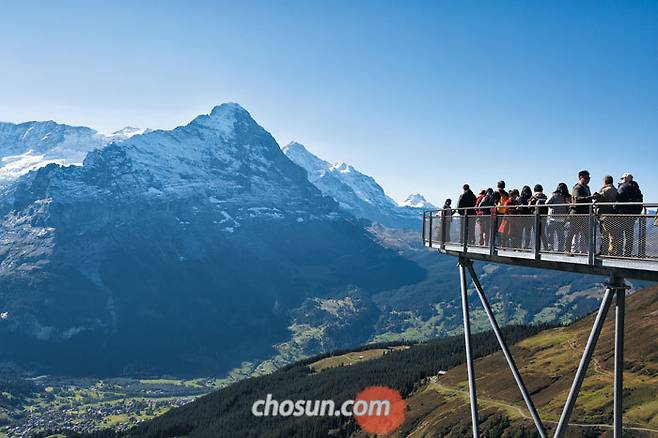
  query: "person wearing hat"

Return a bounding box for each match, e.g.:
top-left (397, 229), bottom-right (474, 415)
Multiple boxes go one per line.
top-left (616, 173), bottom-right (644, 257)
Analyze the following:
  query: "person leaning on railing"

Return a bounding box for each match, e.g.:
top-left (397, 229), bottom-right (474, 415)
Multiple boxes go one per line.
top-left (498, 189), bottom-right (522, 248)
top-left (616, 173), bottom-right (644, 257)
top-left (593, 175), bottom-right (619, 256)
top-left (475, 189), bottom-right (490, 246)
top-left (566, 170), bottom-right (594, 255)
top-left (545, 183), bottom-right (571, 252)
top-left (519, 186), bottom-right (534, 249)
top-left (457, 184), bottom-right (477, 245)
top-left (529, 184), bottom-right (549, 250)
top-left (496, 180), bottom-right (509, 215)
top-left (440, 198), bottom-right (454, 241)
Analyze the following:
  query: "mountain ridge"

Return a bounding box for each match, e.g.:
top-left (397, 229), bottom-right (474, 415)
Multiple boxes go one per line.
top-left (283, 141), bottom-right (429, 229)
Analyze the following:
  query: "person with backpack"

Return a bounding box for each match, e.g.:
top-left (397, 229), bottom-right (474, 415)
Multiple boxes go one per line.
top-left (529, 184), bottom-right (549, 250)
top-left (496, 180), bottom-right (509, 215)
top-left (594, 176), bottom-right (619, 256)
top-left (546, 183), bottom-right (571, 252)
top-left (566, 170), bottom-right (594, 255)
top-left (457, 184), bottom-right (477, 244)
top-left (616, 173), bottom-right (644, 257)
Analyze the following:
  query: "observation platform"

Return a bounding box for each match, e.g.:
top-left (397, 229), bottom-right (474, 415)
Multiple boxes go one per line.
top-left (422, 202), bottom-right (658, 282)
top-left (423, 201), bottom-right (658, 437)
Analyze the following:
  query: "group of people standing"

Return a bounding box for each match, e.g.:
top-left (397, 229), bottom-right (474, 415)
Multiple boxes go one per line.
top-left (440, 170), bottom-right (646, 257)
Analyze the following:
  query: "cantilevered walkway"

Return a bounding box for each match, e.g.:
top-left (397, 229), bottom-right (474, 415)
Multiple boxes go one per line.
top-left (422, 202), bottom-right (658, 438)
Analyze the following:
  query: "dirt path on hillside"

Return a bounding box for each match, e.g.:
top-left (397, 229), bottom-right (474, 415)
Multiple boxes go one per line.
top-left (424, 381), bottom-right (658, 435)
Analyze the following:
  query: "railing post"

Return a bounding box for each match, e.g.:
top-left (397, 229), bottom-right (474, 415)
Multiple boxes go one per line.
top-left (427, 211), bottom-right (432, 247)
top-left (490, 209), bottom-right (497, 257)
top-left (422, 211), bottom-right (427, 245)
top-left (639, 207), bottom-right (647, 258)
top-left (588, 205), bottom-right (596, 265)
top-left (463, 213), bottom-right (469, 253)
top-left (534, 208), bottom-right (541, 261)
top-left (441, 212), bottom-right (447, 250)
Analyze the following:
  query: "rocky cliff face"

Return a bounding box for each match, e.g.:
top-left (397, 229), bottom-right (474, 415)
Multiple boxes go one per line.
top-left (0, 104), bottom-right (424, 376)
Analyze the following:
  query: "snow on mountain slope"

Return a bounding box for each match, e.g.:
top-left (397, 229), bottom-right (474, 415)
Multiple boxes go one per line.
top-left (283, 141), bottom-right (431, 229)
top-left (0, 120), bottom-right (149, 184)
top-left (401, 193), bottom-right (435, 209)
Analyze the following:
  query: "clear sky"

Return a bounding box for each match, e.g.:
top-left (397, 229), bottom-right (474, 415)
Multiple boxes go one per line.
top-left (1, 1), bottom-right (657, 205)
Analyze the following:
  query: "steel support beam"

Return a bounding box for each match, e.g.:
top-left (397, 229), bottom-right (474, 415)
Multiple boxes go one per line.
top-left (553, 279), bottom-right (615, 438)
top-left (465, 262), bottom-right (547, 438)
top-left (459, 258), bottom-right (479, 437)
top-left (613, 277), bottom-right (627, 438)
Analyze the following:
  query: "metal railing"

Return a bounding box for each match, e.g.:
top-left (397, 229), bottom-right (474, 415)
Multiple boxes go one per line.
top-left (422, 202), bottom-right (658, 265)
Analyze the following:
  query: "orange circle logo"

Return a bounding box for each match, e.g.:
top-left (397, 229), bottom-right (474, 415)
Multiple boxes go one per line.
top-left (353, 386), bottom-right (406, 434)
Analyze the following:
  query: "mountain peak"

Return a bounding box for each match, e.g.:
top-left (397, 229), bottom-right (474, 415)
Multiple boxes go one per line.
top-left (110, 126), bottom-right (150, 139)
top-left (282, 141), bottom-right (309, 154)
top-left (190, 103), bottom-right (252, 135)
top-left (401, 193), bottom-right (434, 209)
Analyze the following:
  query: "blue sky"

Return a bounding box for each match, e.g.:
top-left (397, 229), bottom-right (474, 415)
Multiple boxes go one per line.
top-left (1, 1), bottom-right (657, 204)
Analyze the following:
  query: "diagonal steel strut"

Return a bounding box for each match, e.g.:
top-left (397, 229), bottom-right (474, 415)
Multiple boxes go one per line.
top-left (464, 261), bottom-right (548, 438)
top-left (553, 277), bottom-right (616, 438)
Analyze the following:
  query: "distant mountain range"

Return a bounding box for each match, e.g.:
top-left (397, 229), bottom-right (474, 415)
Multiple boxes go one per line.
top-left (0, 121), bottom-right (148, 184)
top-left (283, 142), bottom-right (432, 229)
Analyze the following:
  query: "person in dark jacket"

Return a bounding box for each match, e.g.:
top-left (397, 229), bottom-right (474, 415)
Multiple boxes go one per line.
top-left (457, 184), bottom-right (477, 244)
top-left (616, 173), bottom-right (644, 257)
top-left (546, 183), bottom-right (571, 252)
top-left (566, 170), bottom-right (594, 255)
top-left (441, 198), bottom-right (454, 242)
top-left (529, 184), bottom-right (549, 250)
top-left (519, 185), bottom-right (533, 249)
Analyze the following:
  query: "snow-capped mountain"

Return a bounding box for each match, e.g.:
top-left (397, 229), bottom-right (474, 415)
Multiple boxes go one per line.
top-left (0, 120), bottom-right (148, 184)
top-left (401, 193), bottom-right (435, 209)
top-left (283, 141), bottom-right (430, 229)
top-left (108, 126), bottom-right (151, 140)
top-left (0, 104), bottom-right (420, 375)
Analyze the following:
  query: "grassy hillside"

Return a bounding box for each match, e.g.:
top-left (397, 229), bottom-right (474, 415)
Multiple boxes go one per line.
top-left (396, 284), bottom-right (658, 437)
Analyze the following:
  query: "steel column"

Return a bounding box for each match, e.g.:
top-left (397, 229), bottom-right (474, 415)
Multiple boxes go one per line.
top-left (554, 282), bottom-right (615, 438)
top-left (459, 258), bottom-right (479, 437)
top-left (613, 279), bottom-right (626, 438)
top-left (466, 262), bottom-right (547, 438)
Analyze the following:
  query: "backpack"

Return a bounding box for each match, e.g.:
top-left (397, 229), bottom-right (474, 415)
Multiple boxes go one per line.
top-left (529, 194), bottom-right (548, 215)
